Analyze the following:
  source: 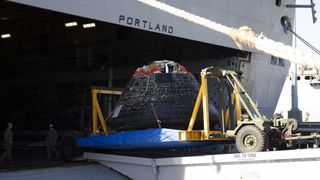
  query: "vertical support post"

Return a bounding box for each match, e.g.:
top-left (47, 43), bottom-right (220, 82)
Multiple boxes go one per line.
top-left (226, 73), bottom-right (241, 121)
top-left (291, 64), bottom-right (298, 111)
top-left (188, 84), bottom-right (203, 131)
top-left (288, 20), bottom-right (302, 122)
top-left (226, 85), bottom-right (235, 129)
top-left (108, 67), bottom-right (113, 115)
top-left (201, 72), bottom-right (210, 139)
top-left (225, 108), bottom-right (230, 129)
top-left (234, 86), bottom-right (241, 122)
top-left (94, 98), bottom-right (108, 134)
top-left (288, 63), bottom-right (302, 122)
top-left (92, 89), bottom-right (97, 135)
top-left (220, 80), bottom-right (226, 133)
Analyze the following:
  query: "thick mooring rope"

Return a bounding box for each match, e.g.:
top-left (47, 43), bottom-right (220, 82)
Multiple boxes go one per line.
top-left (137, 0), bottom-right (320, 70)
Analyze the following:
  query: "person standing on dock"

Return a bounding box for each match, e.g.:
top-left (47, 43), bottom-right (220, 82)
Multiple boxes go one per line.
top-left (46, 124), bottom-right (59, 159)
top-left (0, 122), bottom-right (13, 163)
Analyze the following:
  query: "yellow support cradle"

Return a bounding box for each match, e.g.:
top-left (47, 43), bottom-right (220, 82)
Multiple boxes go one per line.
top-left (91, 87), bottom-right (122, 135)
top-left (180, 67), bottom-right (242, 141)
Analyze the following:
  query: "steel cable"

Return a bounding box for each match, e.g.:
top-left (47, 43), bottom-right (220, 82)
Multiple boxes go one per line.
top-left (288, 29), bottom-right (320, 56)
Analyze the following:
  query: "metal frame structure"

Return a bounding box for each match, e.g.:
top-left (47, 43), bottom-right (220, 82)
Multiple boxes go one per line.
top-left (91, 86), bottom-right (122, 135)
top-left (179, 67), bottom-right (268, 141)
top-left (179, 67), bottom-right (320, 152)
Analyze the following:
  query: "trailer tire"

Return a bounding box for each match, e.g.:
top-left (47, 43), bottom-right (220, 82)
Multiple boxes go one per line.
top-left (236, 125), bottom-right (269, 153)
top-left (60, 136), bottom-right (83, 161)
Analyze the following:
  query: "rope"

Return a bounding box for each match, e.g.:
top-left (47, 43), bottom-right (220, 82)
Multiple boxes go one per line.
top-left (231, 26), bottom-right (257, 49)
top-left (137, 0), bottom-right (320, 70)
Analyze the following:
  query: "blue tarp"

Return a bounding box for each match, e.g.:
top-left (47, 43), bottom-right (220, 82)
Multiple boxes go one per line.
top-left (77, 128), bottom-right (222, 150)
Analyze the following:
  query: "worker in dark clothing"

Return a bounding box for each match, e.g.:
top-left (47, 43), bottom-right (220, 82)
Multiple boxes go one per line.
top-left (1, 122), bottom-right (13, 163)
top-left (46, 124), bottom-right (59, 159)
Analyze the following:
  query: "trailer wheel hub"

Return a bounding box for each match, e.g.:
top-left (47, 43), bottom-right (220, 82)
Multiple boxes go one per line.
top-left (243, 134), bottom-right (257, 150)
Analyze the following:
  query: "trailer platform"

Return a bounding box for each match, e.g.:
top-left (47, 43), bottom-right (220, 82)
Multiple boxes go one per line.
top-left (84, 148), bottom-right (320, 180)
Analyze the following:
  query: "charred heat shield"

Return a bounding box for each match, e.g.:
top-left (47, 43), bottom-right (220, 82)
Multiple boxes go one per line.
top-left (108, 60), bottom-right (218, 131)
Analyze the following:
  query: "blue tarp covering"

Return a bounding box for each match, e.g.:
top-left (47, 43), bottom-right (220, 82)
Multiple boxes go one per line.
top-left (77, 128), bottom-right (222, 150)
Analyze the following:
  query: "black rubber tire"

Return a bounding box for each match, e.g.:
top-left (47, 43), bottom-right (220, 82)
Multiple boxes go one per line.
top-left (60, 136), bottom-right (83, 161)
top-left (236, 125), bottom-right (269, 153)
